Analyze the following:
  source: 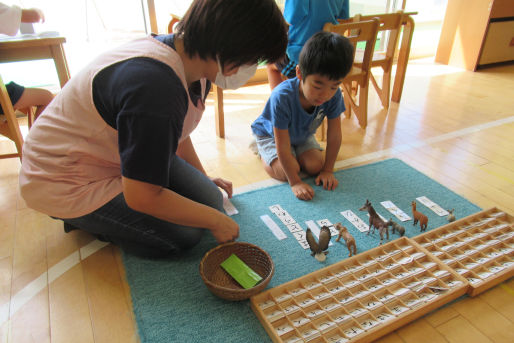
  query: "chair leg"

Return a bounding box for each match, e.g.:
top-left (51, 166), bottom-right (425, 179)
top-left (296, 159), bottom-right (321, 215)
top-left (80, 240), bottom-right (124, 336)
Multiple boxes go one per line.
top-left (356, 84), bottom-right (369, 129)
top-left (370, 70), bottom-right (390, 110)
top-left (213, 85), bottom-right (225, 138)
top-left (381, 68), bottom-right (392, 109)
top-left (0, 78), bottom-right (24, 160)
top-left (342, 81), bottom-right (368, 129)
top-left (341, 83), bottom-right (353, 119)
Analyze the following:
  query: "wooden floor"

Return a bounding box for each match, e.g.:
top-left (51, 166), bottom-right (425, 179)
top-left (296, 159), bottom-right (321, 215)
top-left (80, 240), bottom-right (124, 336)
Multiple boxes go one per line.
top-left (1, 59), bottom-right (513, 343)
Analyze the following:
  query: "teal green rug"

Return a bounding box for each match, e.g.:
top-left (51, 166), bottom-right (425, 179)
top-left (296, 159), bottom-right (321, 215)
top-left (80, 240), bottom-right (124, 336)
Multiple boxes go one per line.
top-left (122, 158), bottom-right (481, 342)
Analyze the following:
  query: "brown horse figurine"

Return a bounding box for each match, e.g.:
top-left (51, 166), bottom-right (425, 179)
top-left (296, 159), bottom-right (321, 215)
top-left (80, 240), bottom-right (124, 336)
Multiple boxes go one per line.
top-left (359, 199), bottom-right (389, 244)
top-left (411, 201), bottom-right (428, 232)
top-left (335, 223), bottom-right (357, 257)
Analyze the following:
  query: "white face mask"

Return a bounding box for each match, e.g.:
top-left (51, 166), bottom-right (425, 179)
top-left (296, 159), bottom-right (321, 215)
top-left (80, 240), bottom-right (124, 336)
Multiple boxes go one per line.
top-left (214, 59), bottom-right (257, 89)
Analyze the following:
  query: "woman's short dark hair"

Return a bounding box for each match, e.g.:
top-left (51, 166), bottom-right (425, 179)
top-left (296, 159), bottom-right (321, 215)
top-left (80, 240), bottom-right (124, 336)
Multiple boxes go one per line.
top-left (176, 0), bottom-right (288, 70)
top-left (299, 31), bottom-right (354, 81)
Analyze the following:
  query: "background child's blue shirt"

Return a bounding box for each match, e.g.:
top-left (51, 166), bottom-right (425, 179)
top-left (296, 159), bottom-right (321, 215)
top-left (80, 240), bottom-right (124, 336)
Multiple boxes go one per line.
top-left (251, 78), bottom-right (344, 146)
top-left (284, 0), bottom-right (349, 65)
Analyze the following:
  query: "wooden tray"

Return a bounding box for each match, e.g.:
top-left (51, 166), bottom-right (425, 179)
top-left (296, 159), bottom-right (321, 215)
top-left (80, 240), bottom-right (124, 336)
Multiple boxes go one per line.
top-left (250, 237), bottom-right (468, 343)
top-left (413, 207), bottom-right (514, 296)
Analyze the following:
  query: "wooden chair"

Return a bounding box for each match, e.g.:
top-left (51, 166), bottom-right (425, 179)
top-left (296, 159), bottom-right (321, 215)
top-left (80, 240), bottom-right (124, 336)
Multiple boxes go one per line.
top-left (167, 14), bottom-right (181, 35)
top-left (0, 75), bottom-right (24, 160)
top-left (323, 18), bottom-right (380, 129)
top-left (342, 12), bottom-right (403, 110)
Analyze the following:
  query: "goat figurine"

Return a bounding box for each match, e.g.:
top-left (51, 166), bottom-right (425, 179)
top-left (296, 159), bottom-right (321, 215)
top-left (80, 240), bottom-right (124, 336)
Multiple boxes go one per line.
top-left (447, 209), bottom-right (455, 222)
top-left (386, 218), bottom-right (405, 237)
top-left (411, 201), bottom-right (428, 232)
top-left (359, 199), bottom-right (389, 244)
top-left (335, 223), bottom-right (357, 257)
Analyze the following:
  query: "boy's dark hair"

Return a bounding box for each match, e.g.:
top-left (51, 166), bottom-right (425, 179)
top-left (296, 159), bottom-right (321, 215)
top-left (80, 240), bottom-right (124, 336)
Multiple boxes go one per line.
top-left (176, 0), bottom-right (288, 71)
top-left (299, 31), bottom-right (354, 81)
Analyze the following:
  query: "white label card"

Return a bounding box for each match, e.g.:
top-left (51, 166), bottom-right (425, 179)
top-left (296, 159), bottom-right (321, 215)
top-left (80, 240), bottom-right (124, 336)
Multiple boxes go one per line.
top-left (298, 239), bottom-right (310, 250)
top-left (340, 210), bottom-right (369, 232)
top-left (317, 219), bottom-right (339, 236)
top-left (380, 201), bottom-right (411, 221)
top-left (276, 212), bottom-right (296, 226)
top-left (305, 220), bottom-right (333, 246)
top-left (292, 231), bottom-right (310, 250)
top-left (286, 223), bottom-right (304, 233)
top-left (268, 204), bottom-right (284, 214)
top-left (317, 219), bottom-right (333, 227)
top-left (260, 215), bottom-right (287, 240)
top-left (269, 204), bottom-right (296, 225)
top-left (416, 196), bottom-right (450, 216)
top-left (222, 193), bottom-right (239, 216)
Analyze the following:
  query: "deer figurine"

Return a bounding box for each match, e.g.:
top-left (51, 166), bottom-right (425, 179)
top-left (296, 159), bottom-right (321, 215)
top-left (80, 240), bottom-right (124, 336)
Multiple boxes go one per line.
top-left (411, 201), bottom-right (428, 232)
top-left (335, 223), bottom-right (357, 257)
top-left (359, 199), bottom-right (389, 244)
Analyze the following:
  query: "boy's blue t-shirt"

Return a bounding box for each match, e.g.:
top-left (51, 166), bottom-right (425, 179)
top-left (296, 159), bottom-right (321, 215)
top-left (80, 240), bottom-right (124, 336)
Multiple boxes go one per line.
top-left (284, 0), bottom-right (349, 64)
top-left (251, 77), bottom-right (344, 146)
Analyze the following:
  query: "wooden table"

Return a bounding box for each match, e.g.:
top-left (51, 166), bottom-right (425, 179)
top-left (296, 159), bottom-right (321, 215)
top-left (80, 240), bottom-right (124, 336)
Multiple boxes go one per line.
top-left (0, 36), bottom-right (70, 87)
top-left (0, 36), bottom-right (70, 160)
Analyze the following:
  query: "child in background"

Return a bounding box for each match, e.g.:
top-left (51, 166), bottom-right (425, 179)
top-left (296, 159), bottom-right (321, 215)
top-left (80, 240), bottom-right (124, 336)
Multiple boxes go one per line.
top-left (0, 3), bottom-right (53, 118)
top-left (267, 0), bottom-right (349, 89)
top-left (252, 31), bottom-right (354, 201)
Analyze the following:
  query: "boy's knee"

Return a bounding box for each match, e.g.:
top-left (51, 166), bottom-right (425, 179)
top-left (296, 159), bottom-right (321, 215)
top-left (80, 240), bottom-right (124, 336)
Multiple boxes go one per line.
top-left (269, 158), bottom-right (298, 181)
top-left (302, 158), bottom-right (323, 176)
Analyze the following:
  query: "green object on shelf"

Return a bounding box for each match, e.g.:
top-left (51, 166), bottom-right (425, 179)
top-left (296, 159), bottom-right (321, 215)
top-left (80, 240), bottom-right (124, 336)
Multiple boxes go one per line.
top-left (220, 254), bottom-right (263, 289)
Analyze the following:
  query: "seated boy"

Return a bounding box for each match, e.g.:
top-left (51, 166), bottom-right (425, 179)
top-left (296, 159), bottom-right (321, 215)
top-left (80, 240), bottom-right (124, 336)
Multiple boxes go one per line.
top-left (251, 31), bottom-right (354, 200)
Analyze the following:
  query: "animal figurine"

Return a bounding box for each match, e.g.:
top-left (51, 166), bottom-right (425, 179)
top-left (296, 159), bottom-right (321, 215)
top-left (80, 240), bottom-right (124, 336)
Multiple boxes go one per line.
top-left (386, 218), bottom-right (405, 237)
top-left (359, 200), bottom-right (389, 244)
top-left (411, 201), bottom-right (428, 232)
top-left (447, 209), bottom-right (455, 222)
top-left (335, 223), bottom-right (357, 257)
top-left (306, 226), bottom-right (331, 262)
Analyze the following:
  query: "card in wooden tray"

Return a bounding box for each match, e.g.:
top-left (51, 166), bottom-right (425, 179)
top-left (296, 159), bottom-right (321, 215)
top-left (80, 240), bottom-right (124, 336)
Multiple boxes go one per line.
top-left (413, 207), bottom-right (514, 297)
top-left (250, 237), bottom-right (468, 343)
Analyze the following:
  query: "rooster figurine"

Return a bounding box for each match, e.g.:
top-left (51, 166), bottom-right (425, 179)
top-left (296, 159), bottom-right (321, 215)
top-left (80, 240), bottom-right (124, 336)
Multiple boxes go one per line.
top-left (306, 226), bottom-right (331, 262)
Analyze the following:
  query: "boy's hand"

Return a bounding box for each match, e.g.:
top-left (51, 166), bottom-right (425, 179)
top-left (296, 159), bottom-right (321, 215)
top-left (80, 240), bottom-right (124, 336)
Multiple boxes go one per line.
top-left (291, 182), bottom-right (315, 201)
top-left (315, 171), bottom-right (339, 190)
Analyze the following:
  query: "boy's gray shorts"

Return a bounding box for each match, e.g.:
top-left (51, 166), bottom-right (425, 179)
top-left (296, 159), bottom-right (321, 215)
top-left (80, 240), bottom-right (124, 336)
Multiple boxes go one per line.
top-left (253, 134), bottom-right (322, 166)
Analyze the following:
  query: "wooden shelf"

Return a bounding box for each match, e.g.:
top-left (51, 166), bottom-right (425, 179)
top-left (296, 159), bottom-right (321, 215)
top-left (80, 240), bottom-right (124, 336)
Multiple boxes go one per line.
top-left (435, 0), bottom-right (514, 71)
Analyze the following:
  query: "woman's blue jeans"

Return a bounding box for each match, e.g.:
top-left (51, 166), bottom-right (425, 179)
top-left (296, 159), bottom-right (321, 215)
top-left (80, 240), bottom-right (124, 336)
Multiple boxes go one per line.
top-left (61, 155), bottom-right (223, 258)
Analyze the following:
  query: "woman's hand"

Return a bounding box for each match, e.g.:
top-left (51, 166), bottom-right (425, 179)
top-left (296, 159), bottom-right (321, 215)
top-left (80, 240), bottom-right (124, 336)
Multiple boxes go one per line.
top-left (211, 213), bottom-right (240, 243)
top-left (210, 177), bottom-right (233, 198)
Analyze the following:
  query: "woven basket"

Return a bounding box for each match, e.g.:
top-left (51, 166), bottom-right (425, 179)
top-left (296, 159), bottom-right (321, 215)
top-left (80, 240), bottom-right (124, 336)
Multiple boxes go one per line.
top-left (199, 242), bottom-right (274, 301)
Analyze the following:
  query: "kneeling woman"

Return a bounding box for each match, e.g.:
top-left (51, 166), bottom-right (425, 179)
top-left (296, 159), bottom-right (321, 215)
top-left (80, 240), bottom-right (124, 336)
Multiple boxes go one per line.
top-left (19, 0), bottom-right (287, 258)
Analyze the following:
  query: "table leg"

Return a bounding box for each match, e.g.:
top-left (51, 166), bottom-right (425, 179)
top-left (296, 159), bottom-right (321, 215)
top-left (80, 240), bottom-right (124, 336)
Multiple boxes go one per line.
top-left (50, 44), bottom-right (71, 88)
top-left (391, 15), bottom-right (415, 103)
